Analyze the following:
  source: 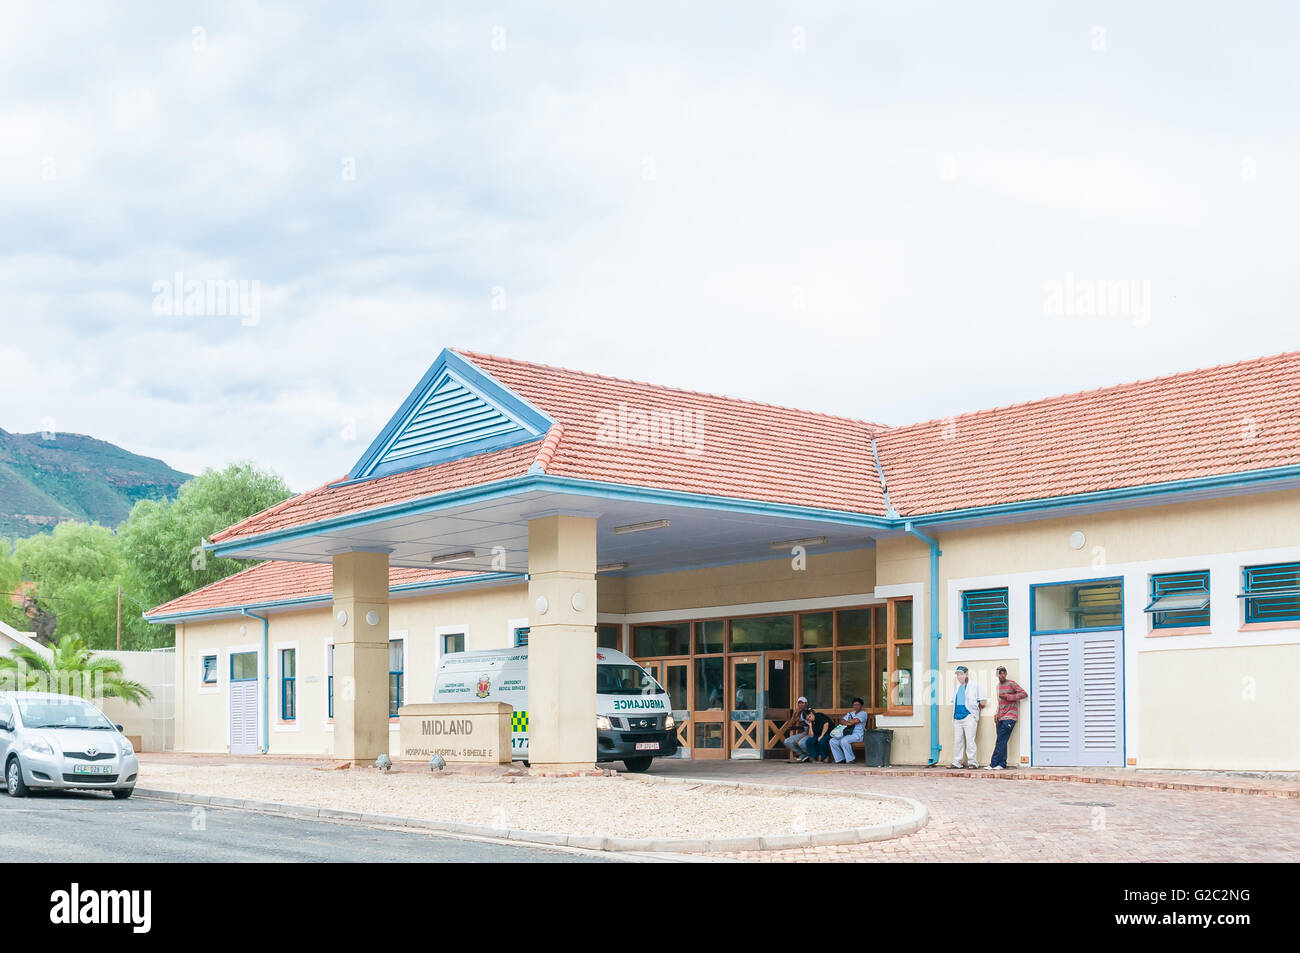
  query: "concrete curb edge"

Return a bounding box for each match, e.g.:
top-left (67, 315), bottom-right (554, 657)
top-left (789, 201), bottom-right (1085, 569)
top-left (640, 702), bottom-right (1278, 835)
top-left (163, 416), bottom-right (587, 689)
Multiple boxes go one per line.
top-left (132, 776), bottom-right (928, 854)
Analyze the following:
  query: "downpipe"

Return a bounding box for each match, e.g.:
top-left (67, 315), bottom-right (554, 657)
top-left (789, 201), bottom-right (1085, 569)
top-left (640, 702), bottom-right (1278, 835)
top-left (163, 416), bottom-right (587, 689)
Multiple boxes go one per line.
top-left (241, 608), bottom-right (270, 754)
top-left (904, 522), bottom-right (943, 765)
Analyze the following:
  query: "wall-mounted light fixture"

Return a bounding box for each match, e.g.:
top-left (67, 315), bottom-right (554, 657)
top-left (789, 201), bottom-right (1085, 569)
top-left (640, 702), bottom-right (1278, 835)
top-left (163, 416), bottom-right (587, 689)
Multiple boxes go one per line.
top-left (596, 562), bottom-right (629, 573)
top-left (431, 550), bottom-right (477, 564)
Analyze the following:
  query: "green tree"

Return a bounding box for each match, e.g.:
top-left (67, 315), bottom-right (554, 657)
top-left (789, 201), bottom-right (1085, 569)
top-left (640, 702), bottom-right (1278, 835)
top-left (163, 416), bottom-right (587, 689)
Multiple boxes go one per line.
top-left (0, 634), bottom-right (153, 706)
top-left (0, 538), bottom-right (26, 631)
top-left (12, 523), bottom-right (152, 650)
top-left (118, 461), bottom-right (291, 615)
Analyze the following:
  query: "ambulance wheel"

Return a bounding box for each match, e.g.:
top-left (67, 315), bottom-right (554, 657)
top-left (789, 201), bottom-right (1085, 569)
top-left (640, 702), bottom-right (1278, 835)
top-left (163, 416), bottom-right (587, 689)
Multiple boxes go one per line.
top-left (623, 757), bottom-right (652, 773)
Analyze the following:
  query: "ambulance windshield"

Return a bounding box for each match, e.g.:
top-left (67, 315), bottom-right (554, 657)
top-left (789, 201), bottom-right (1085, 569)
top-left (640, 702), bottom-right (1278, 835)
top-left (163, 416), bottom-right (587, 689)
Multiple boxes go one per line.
top-left (596, 664), bottom-right (666, 695)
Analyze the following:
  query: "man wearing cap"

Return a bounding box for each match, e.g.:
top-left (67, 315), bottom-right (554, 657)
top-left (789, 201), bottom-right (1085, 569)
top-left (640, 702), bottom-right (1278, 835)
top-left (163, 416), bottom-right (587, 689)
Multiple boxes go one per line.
top-left (782, 696), bottom-right (811, 761)
top-left (948, 665), bottom-right (985, 769)
top-left (988, 665), bottom-right (1028, 770)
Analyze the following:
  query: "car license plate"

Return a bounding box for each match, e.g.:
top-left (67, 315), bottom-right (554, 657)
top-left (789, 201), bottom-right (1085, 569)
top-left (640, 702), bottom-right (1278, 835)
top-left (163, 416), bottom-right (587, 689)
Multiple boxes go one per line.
top-left (73, 764), bottom-right (113, 775)
top-left (635, 742), bottom-right (659, 751)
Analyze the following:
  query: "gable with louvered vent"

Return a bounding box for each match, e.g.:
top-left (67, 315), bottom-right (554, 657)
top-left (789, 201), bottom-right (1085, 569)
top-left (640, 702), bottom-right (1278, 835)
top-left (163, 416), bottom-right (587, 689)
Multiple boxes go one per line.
top-left (349, 350), bottom-right (552, 480)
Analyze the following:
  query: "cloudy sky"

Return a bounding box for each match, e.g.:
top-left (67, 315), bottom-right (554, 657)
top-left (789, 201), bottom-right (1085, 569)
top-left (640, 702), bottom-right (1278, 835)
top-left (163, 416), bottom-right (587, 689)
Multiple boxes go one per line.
top-left (3, 2), bottom-right (1297, 491)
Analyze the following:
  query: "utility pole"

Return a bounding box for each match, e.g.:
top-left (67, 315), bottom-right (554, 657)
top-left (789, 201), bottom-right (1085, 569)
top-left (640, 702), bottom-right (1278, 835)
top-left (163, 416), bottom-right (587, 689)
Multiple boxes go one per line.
top-left (116, 585), bottom-right (122, 651)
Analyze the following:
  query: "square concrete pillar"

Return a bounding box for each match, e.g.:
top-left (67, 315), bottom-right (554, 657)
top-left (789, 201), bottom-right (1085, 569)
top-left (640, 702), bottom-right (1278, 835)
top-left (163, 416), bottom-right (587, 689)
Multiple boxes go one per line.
top-left (527, 515), bottom-right (597, 771)
top-left (331, 551), bottom-right (390, 763)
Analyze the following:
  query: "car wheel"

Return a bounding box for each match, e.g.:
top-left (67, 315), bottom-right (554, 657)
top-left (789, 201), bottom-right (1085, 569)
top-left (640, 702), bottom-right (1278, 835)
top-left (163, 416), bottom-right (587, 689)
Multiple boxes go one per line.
top-left (112, 788), bottom-right (133, 800)
top-left (6, 757), bottom-right (29, 798)
top-left (622, 757), bottom-right (653, 773)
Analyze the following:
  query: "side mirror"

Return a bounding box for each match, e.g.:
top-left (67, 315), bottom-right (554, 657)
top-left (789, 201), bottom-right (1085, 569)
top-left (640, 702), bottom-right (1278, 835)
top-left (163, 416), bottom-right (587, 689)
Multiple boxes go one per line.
top-left (114, 724), bottom-right (124, 733)
top-left (0, 719), bottom-right (12, 733)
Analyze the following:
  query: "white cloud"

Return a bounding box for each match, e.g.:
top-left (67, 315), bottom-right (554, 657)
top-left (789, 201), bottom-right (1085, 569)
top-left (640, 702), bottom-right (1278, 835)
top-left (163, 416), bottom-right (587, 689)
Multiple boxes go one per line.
top-left (1, 1), bottom-right (1298, 490)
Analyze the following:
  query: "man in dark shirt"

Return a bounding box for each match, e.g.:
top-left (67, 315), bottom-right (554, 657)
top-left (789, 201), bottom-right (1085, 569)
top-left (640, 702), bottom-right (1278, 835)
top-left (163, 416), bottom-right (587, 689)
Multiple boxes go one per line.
top-left (801, 708), bottom-right (833, 763)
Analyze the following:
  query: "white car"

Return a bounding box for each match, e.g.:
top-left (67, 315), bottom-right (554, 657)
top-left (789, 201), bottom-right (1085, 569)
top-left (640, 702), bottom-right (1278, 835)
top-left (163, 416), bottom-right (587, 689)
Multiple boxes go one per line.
top-left (0, 692), bottom-right (139, 799)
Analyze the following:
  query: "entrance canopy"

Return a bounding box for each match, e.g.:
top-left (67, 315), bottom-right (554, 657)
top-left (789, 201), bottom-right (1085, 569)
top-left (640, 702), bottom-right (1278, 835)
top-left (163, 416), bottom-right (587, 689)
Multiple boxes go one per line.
top-left (207, 348), bottom-right (897, 574)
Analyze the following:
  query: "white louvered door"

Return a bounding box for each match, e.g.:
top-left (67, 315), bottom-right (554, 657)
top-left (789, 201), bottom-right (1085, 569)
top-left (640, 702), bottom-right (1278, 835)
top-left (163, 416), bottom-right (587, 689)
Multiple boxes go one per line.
top-left (1031, 633), bottom-right (1123, 767)
top-left (229, 681), bottom-right (259, 754)
top-left (1031, 637), bottom-right (1073, 763)
top-left (1077, 633), bottom-right (1123, 765)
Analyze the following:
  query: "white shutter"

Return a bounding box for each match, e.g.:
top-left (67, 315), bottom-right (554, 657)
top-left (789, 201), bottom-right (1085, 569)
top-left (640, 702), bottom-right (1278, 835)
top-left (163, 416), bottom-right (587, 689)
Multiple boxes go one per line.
top-left (1032, 638), bottom-right (1073, 763)
top-left (1079, 634), bottom-right (1123, 765)
top-left (229, 682), bottom-right (259, 754)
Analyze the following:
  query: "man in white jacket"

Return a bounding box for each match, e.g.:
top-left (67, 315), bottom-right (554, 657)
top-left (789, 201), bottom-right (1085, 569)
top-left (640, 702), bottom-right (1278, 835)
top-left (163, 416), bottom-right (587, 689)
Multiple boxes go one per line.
top-left (948, 665), bottom-right (985, 769)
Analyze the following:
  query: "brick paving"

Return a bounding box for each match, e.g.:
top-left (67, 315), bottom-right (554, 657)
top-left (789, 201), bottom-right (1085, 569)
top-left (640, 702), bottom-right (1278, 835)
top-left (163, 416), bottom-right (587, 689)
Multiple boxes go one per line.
top-left (648, 760), bottom-right (1300, 862)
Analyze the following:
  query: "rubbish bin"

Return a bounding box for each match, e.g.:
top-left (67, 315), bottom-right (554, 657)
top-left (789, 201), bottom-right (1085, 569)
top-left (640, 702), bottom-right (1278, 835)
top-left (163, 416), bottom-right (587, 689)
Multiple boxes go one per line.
top-left (860, 729), bottom-right (893, 767)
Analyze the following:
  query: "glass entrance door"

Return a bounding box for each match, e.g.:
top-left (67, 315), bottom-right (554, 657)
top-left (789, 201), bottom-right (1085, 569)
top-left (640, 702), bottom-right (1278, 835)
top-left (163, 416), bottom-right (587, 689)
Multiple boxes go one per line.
top-left (643, 659), bottom-right (691, 757)
top-left (729, 655), bottom-right (762, 759)
top-left (763, 652), bottom-right (794, 759)
top-left (693, 655), bottom-right (727, 758)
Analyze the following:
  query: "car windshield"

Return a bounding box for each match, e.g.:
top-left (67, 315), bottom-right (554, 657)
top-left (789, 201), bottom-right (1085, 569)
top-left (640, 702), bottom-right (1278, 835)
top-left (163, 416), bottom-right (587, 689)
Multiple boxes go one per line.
top-left (596, 664), bottom-right (666, 695)
top-left (15, 698), bottom-right (114, 729)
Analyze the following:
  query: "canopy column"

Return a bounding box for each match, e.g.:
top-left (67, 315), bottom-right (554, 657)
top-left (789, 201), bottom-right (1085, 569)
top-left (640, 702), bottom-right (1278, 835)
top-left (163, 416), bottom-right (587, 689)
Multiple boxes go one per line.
top-left (331, 550), bottom-right (391, 763)
top-left (526, 515), bottom-right (597, 771)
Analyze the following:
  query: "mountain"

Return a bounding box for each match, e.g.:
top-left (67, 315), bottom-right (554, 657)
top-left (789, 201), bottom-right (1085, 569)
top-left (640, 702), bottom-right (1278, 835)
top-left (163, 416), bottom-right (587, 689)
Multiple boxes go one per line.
top-left (0, 428), bottom-right (191, 538)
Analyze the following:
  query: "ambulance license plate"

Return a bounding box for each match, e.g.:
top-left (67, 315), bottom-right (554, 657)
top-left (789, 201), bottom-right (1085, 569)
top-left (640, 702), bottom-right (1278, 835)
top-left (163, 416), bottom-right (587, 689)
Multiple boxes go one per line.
top-left (73, 764), bottom-right (113, 775)
top-left (635, 742), bottom-right (659, 751)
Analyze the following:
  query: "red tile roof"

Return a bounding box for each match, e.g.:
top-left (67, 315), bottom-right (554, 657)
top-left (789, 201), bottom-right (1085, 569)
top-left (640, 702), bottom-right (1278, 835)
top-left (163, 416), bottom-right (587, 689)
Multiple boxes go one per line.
top-left (145, 560), bottom-right (480, 619)
top-left (210, 440), bottom-right (542, 543)
top-left (208, 348), bottom-right (1300, 551)
top-left (875, 350), bottom-right (1300, 515)
top-left (457, 349), bottom-right (887, 516)
top-left (153, 349), bottom-right (1300, 619)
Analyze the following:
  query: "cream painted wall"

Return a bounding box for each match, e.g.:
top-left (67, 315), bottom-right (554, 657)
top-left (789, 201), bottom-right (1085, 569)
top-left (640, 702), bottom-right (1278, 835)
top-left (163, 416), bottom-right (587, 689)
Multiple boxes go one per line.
top-left (175, 583), bottom-right (529, 757)
top-left (1139, 643), bottom-right (1300, 771)
top-left (612, 549), bottom-right (875, 614)
top-left (170, 488), bottom-right (1300, 770)
top-left (875, 488), bottom-right (1300, 769)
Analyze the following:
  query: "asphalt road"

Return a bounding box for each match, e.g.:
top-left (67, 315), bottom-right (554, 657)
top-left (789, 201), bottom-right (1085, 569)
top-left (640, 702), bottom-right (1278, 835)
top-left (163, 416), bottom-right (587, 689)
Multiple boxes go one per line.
top-left (0, 790), bottom-right (615, 863)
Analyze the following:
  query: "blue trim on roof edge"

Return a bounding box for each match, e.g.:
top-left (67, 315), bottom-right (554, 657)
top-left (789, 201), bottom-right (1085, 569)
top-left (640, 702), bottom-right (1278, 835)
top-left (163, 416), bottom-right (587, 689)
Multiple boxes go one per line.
top-left (205, 464), bottom-right (1300, 561)
top-left (346, 349), bottom-right (555, 481)
top-left (144, 571), bottom-right (525, 624)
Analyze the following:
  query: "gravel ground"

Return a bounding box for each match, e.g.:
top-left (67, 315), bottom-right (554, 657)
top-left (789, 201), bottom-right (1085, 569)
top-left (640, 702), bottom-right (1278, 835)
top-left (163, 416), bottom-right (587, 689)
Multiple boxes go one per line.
top-left (139, 762), bottom-right (911, 839)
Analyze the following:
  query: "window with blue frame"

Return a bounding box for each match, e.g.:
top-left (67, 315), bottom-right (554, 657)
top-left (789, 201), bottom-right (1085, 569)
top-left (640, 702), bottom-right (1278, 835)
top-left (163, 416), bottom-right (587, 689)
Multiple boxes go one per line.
top-left (1145, 571), bottom-right (1210, 629)
top-left (201, 655), bottom-right (217, 684)
top-left (1032, 579), bottom-right (1123, 633)
top-left (326, 643), bottom-right (334, 719)
top-left (280, 648), bottom-right (296, 720)
top-left (961, 588), bottom-right (1009, 639)
top-left (514, 627), bottom-right (529, 647)
top-left (1241, 562), bottom-right (1300, 624)
top-left (388, 639), bottom-right (404, 717)
top-left (442, 632), bottom-right (465, 656)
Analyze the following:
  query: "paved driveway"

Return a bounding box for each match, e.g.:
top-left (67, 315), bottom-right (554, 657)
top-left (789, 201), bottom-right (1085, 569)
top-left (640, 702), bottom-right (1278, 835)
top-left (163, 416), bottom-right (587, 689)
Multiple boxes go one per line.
top-left (0, 791), bottom-right (613, 863)
top-left (650, 761), bottom-right (1300, 862)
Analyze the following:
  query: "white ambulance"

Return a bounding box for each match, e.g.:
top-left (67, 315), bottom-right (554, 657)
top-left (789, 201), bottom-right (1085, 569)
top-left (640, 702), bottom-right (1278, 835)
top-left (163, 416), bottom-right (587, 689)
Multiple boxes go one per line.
top-left (432, 646), bottom-right (678, 772)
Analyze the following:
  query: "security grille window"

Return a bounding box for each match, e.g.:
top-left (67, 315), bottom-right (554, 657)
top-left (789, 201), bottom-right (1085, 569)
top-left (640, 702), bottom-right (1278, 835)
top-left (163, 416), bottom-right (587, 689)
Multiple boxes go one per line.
top-left (388, 639), bottom-right (404, 717)
top-left (442, 632), bottom-right (465, 655)
top-left (201, 655), bottom-right (217, 684)
top-left (961, 588), bottom-right (1010, 639)
top-left (280, 648), bottom-right (296, 720)
top-left (514, 627), bottom-right (529, 647)
top-left (1145, 571), bottom-right (1210, 629)
top-left (1241, 562), bottom-right (1300, 624)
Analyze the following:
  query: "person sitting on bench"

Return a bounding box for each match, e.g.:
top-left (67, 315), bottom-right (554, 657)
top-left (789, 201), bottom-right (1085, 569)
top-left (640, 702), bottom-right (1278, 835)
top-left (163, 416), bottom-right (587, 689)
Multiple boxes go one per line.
top-left (829, 697), bottom-right (868, 764)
